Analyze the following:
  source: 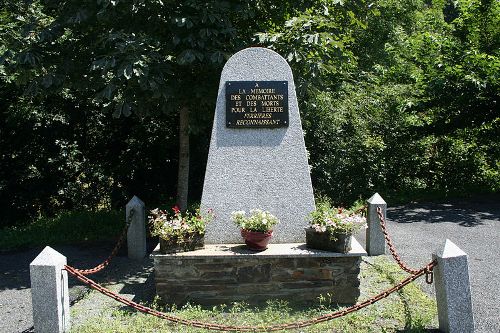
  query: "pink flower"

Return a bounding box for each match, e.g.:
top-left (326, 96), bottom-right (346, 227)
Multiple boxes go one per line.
top-left (172, 205), bottom-right (181, 214)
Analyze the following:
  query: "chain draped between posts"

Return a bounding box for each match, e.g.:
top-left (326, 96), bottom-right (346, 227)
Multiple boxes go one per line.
top-left (71, 209), bottom-right (134, 275)
top-left (376, 206), bottom-right (435, 283)
top-left (64, 260), bottom-right (436, 332)
top-left (60, 204), bottom-right (439, 331)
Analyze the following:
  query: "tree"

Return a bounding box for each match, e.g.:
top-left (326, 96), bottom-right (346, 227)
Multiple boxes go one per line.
top-left (2, 0), bottom-right (496, 225)
top-left (1, 0), bottom-right (291, 211)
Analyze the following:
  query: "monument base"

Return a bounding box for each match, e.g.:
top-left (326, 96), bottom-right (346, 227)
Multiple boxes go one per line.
top-left (152, 238), bottom-right (366, 306)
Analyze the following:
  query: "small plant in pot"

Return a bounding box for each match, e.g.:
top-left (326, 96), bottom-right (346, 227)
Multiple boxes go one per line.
top-left (231, 209), bottom-right (279, 251)
top-left (149, 205), bottom-right (214, 254)
top-left (306, 202), bottom-right (367, 253)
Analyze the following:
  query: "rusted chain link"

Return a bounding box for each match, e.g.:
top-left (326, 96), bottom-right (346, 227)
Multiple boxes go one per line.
top-left (65, 260), bottom-right (436, 332)
top-left (71, 209), bottom-right (135, 275)
top-left (376, 206), bottom-right (433, 281)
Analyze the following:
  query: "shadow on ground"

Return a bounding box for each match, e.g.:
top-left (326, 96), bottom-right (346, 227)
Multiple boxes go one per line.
top-left (389, 195), bottom-right (500, 227)
top-left (0, 238), bottom-right (158, 292)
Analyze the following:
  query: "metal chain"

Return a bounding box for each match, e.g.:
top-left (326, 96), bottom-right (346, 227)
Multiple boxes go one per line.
top-left (65, 260), bottom-right (436, 332)
top-left (62, 204), bottom-right (438, 330)
top-left (71, 209), bottom-right (135, 275)
top-left (376, 206), bottom-right (434, 281)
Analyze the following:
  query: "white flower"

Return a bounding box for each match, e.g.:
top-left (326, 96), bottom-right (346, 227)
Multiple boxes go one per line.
top-left (312, 224), bottom-right (326, 233)
top-left (231, 210), bottom-right (245, 217)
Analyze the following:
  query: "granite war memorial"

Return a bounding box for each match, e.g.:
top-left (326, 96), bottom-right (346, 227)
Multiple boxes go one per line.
top-left (152, 47), bottom-right (366, 305)
top-left (28, 47), bottom-right (475, 333)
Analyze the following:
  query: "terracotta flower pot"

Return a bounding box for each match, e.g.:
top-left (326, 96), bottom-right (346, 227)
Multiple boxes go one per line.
top-left (241, 229), bottom-right (273, 251)
top-left (305, 228), bottom-right (352, 253)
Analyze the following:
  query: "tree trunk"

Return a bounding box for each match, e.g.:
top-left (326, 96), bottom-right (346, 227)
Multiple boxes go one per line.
top-left (176, 106), bottom-right (190, 211)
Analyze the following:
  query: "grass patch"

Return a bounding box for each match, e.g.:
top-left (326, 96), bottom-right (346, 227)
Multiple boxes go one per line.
top-left (0, 210), bottom-right (123, 251)
top-left (71, 257), bottom-right (437, 332)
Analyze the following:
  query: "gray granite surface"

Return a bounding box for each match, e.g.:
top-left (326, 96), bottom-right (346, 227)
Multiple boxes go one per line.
top-left (151, 237), bottom-right (366, 259)
top-left (366, 193), bottom-right (387, 255)
top-left (201, 47), bottom-right (315, 244)
top-left (126, 196), bottom-right (147, 261)
top-left (29, 247), bottom-right (70, 333)
top-left (433, 239), bottom-right (475, 332)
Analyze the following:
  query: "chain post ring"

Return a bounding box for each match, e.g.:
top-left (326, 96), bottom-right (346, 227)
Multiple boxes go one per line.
top-left (424, 264), bottom-right (435, 284)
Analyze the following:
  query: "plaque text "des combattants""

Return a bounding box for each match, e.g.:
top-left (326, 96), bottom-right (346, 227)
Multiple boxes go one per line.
top-left (226, 81), bottom-right (289, 128)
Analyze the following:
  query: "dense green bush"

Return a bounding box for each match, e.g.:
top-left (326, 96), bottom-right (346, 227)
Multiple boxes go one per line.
top-left (300, 0), bottom-right (499, 203)
top-left (0, 85), bottom-right (180, 227)
top-left (303, 80), bottom-right (499, 204)
top-left (303, 81), bottom-right (413, 203)
top-left (0, 0), bottom-right (498, 227)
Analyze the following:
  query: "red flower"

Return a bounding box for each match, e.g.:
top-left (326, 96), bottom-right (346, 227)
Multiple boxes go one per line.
top-left (172, 205), bottom-right (181, 214)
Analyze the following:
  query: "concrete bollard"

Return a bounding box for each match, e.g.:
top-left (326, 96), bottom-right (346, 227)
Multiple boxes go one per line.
top-left (433, 239), bottom-right (475, 333)
top-left (126, 195), bottom-right (147, 261)
top-left (366, 193), bottom-right (387, 256)
top-left (30, 246), bottom-right (70, 333)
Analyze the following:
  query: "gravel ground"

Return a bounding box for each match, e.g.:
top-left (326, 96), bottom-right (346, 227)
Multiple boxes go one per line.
top-left (1, 194), bottom-right (499, 332)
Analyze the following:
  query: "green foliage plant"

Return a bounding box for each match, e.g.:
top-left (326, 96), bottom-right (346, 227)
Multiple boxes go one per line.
top-left (0, 0), bottom-right (299, 222)
top-left (231, 209), bottom-right (279, 232)
top-left (148, 205), bottom-right (214, 242)
top-left (309, 201), bottom-right (367, 236)
top-left (258, 1), bottom-right (367, 98)
top-left (0, 210), bottom-right (122, 251)
top-left (1, 0), bottom-right (499, 228)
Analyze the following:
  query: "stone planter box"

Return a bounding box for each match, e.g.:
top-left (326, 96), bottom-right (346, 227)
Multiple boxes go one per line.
top-left (151, 238), bottom-right (366, 306)
top-left (159, 232), bottom-right (204, 254)
top-left (305, 228), bottom-right (352, 253)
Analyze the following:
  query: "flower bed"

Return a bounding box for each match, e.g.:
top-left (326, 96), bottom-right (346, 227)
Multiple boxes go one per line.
top-left (307, 202), bottom-right (366, 253)
top-left (149, 205), bottom-right (214, 254)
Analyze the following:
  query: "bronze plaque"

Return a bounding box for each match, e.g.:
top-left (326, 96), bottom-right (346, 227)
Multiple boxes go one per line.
top-left (225, 81), bottom-right (288, 128)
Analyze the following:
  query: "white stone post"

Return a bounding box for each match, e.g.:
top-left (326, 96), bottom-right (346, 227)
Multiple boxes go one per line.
top-left (433, 239), bottom-right (475, 333)
top-left (366, 193), bottom-right (387, 256)
top-left (127, 195), bottom-right (147, 261)
top-left (30, 246), bottom-right (70, 333)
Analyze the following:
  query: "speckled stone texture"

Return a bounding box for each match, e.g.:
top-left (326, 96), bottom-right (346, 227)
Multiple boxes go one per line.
top-left (366, 193), bottom-right (387, 256)
top-left (30, 246), bottom-right (70, 333)
top-left (126, 195), bottom-right (147, 261)
top-left (201, 47), bottom-right (315, 244)
top-left (152, 241), bottom-right (365, 305)
top-left (433, 239), bottom-right (475, 333)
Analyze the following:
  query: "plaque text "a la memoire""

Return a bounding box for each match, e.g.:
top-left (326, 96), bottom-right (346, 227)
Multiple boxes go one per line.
top-left (225, 81), bottom-right (289, 128)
